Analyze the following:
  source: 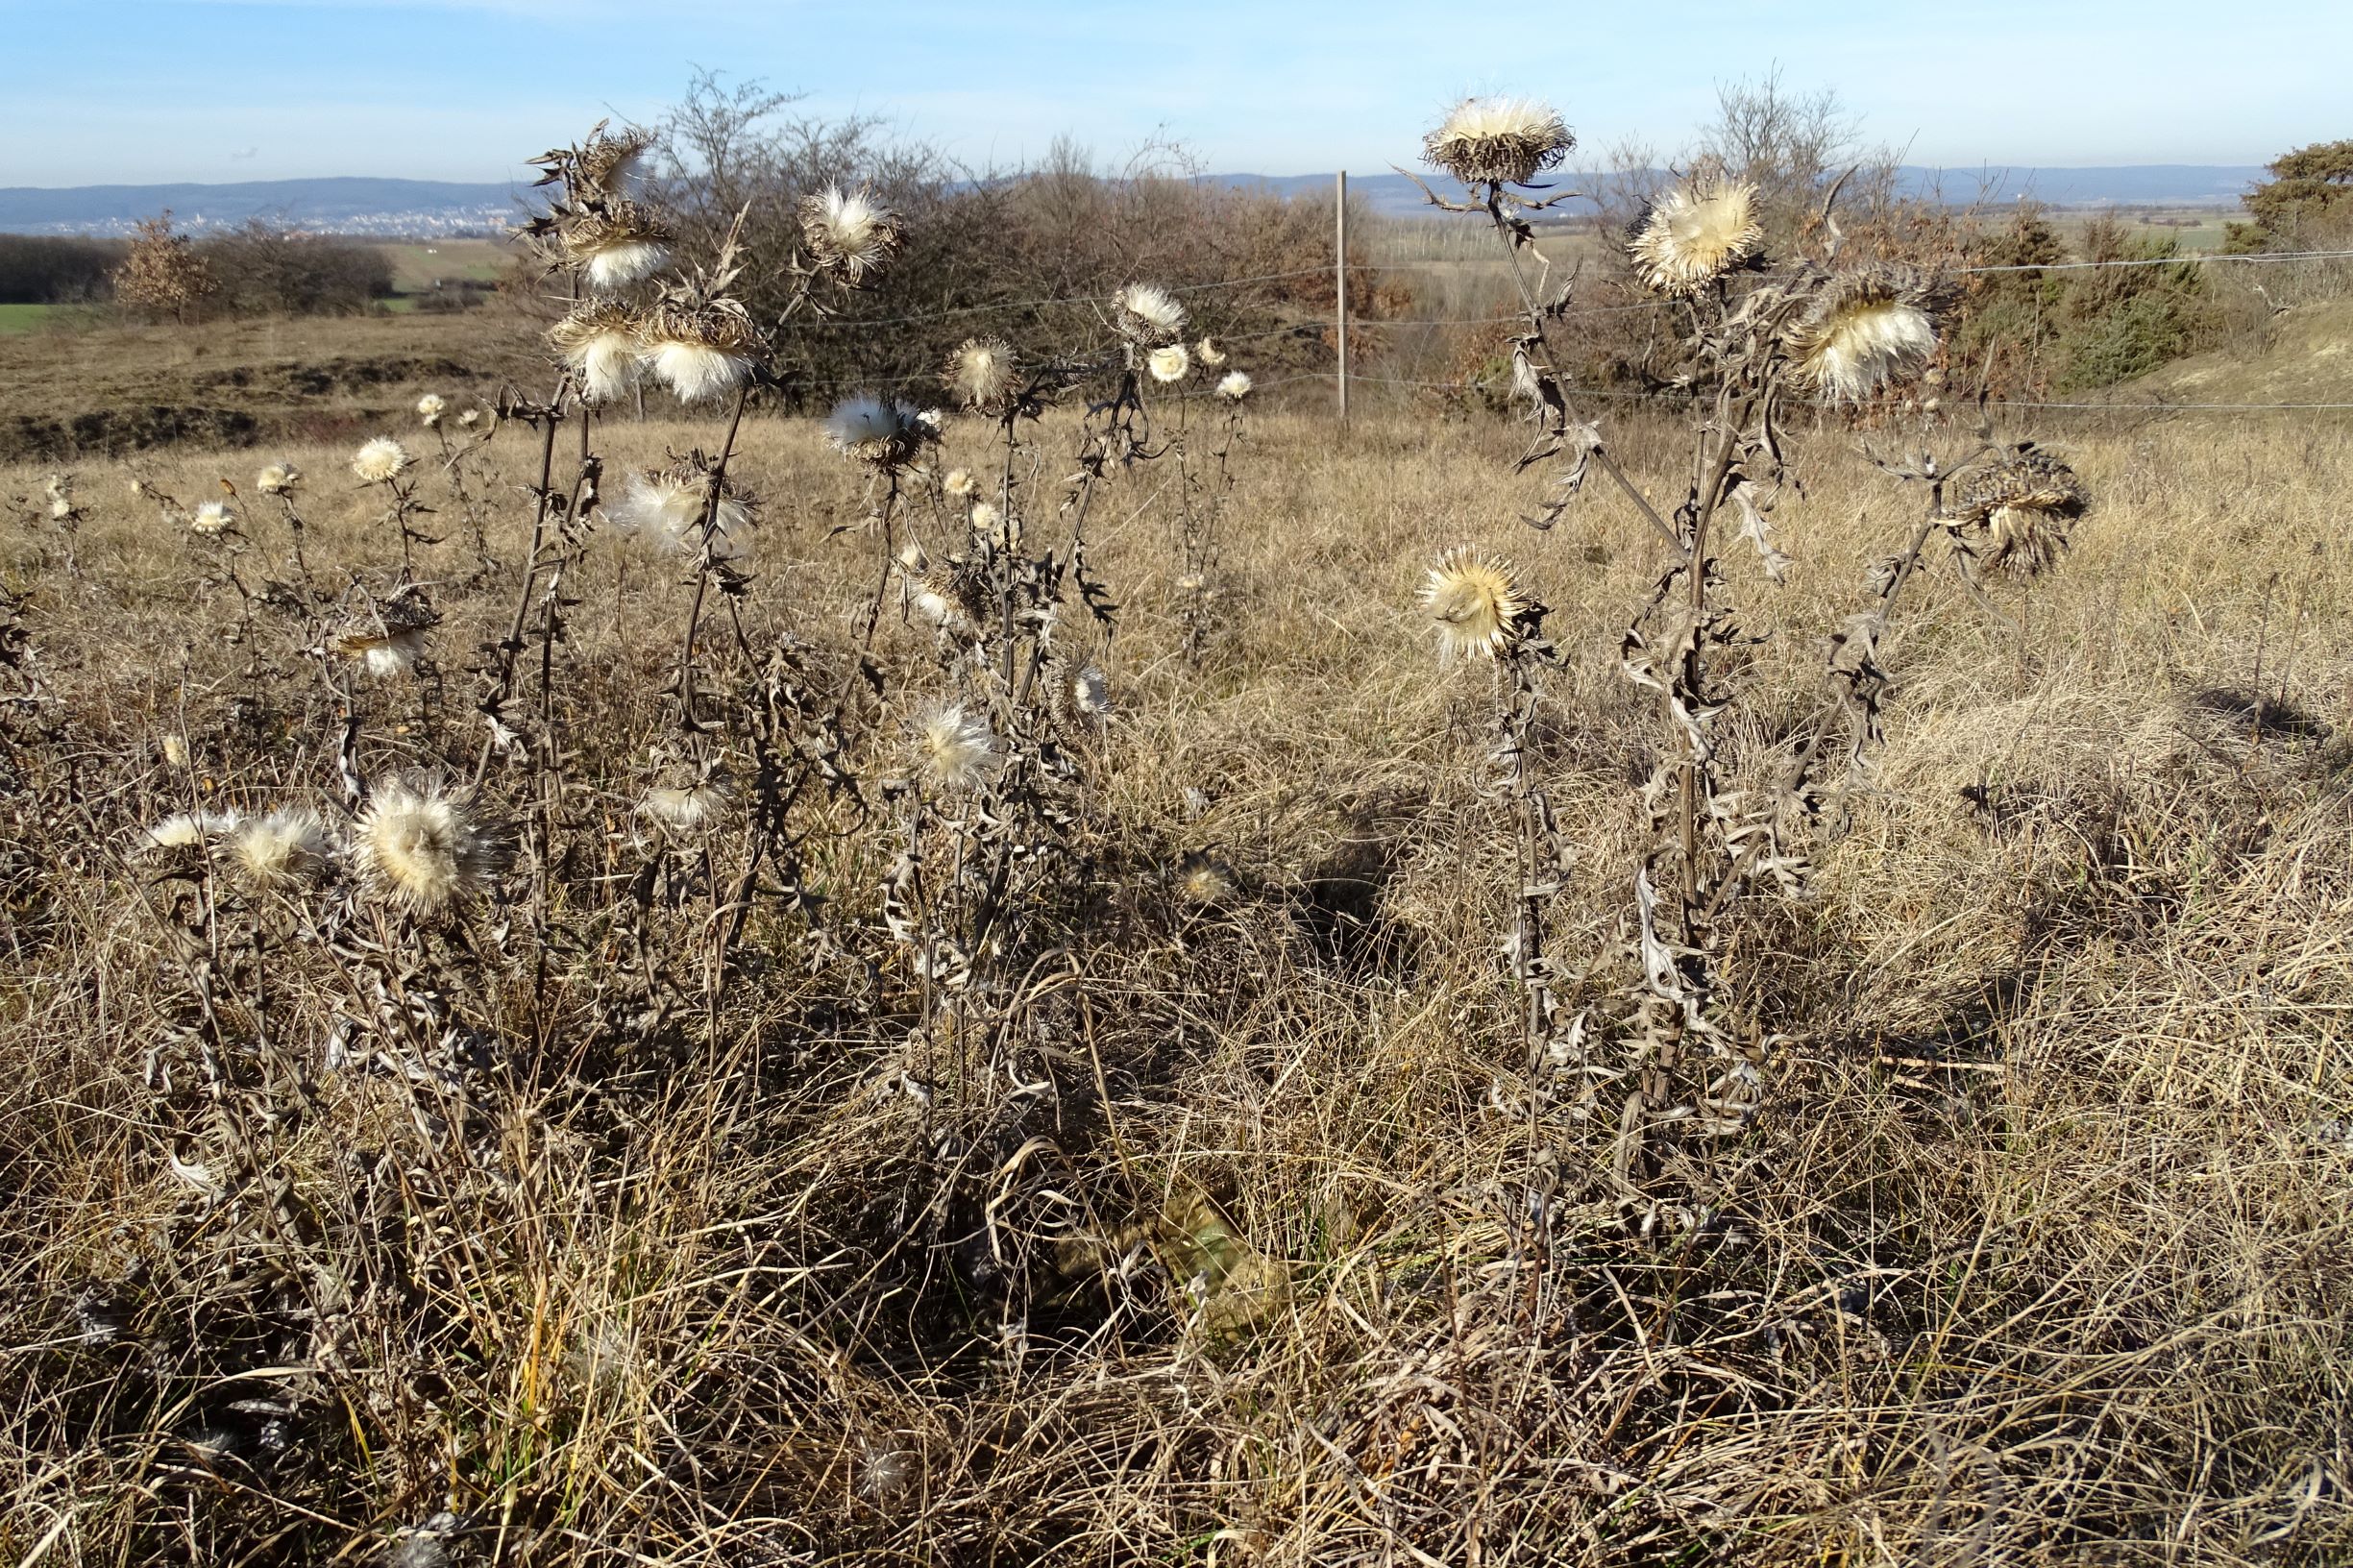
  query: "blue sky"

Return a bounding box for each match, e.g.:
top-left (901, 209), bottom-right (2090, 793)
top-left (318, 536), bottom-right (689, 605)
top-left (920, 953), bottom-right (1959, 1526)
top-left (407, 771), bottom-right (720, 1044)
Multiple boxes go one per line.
top-left (2, 0), bottom-right (2344, 187)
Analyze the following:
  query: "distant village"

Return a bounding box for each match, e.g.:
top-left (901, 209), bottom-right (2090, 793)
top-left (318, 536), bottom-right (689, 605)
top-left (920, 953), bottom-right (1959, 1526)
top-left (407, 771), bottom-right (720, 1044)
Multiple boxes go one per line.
top-left (10, 205), bottom-right (512, 239)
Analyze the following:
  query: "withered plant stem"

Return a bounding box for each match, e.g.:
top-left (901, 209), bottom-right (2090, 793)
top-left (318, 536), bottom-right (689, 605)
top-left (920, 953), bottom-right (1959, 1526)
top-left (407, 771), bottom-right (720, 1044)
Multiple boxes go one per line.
top-left (674, 382), bottom-right (752, 731)
top-left (1485, 192), bottom-right (1686, 560)
top-left (474, 373), bottom-right (571, 785)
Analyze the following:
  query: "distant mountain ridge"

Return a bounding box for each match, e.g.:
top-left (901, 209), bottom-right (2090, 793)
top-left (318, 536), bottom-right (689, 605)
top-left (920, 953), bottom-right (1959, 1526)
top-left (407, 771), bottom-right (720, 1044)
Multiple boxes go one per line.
top-left (0, 178), bottom-right (519, 237)
top-left (0, 165), bottom-right (2267, 237)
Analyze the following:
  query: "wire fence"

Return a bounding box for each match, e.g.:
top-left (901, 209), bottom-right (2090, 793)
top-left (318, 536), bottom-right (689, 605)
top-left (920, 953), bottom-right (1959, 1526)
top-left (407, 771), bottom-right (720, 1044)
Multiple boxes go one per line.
top-left (772, 244), bottom-right (2353, 416)
top-left (1337, 367), bottom-right (2353, 413)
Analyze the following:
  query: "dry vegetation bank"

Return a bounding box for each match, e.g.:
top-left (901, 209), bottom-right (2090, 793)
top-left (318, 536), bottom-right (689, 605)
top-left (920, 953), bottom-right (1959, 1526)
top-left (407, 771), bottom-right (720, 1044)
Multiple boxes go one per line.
top-left (0, 310), bottom-right (537, 466)
top-left (1, 402), bottom-right (2350, 1564)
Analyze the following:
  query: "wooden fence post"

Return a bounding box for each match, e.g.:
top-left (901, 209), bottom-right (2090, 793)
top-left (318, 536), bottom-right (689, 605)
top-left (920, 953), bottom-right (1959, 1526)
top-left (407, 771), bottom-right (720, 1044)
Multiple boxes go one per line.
top-left (1336, 169), bottom-right (1349, 428)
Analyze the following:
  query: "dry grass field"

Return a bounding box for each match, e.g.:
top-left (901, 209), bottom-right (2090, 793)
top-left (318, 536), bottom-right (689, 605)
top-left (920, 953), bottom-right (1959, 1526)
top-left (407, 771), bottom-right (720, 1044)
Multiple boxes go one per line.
top-left (2, 384), bottom-right (2350, 1563)
top-left (0, 309), bottom-right (537, 466)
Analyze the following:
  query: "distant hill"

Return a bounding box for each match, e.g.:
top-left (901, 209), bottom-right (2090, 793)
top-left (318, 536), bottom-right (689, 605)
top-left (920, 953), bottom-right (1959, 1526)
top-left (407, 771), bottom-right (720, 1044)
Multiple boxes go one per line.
top-left (1, 165), bottom-right (2267, 238)
top-left (0, 178), bottom-right (519, 237)
top-left (1216, 166), bottom-right (2268, 220)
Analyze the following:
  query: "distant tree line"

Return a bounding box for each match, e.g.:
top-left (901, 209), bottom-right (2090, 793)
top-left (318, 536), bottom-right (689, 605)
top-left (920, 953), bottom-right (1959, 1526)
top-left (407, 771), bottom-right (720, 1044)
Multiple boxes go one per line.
top-left (0, 234), bottom-right (124, 304)
top-left (0, 217), bottom-right (395, 319)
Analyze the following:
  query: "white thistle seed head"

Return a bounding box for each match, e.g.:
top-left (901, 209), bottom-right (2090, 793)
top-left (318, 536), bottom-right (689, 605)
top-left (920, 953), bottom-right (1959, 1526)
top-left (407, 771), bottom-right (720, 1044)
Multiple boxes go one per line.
top-left (1069, 664), bottom-right (1111, 723)
top-left (646, 343), bottom-right (749, 404)
top-left (352, 437), bottom-right (412, 485)
top-left (338, 625), bottom-right (427, 678)
top-left (1630, 182), bottom-right (1764, 296)
top-left (801, 186), bottom-right (902, 284)
top-left (823, 395), bottom-right (933, 470)
top-left (549, 302), bottom-right (646, 405)
top-left (944, 335), bottom-right (1019, 414)
top-left (639, 302), bottom-right (762, 404)
top-left (143, 811), bottom-right (238, 852)
top-left (608, 466), bottom-right (751, 557)
top-left (354, 775), bottom-right (513, 915)
top-left (566, 203), bottom-right (673, 292)
top-left (640, 780), bottom-right (730, 831)
top-left (1790, 270), bottom-right (1939, 403)
top-left (1424, 97), bottom-right (1574, 186)
top-left (1147, 343), bottom-right (1190, 383)
top-left (229, 808), bottom-right (334, 890)
top-left (1420, 547), bottom-right (1529, 662)
top-left (915, 702), bottom-right (999, 792)
top-left (1114, 282), bottom-right (1188, 346)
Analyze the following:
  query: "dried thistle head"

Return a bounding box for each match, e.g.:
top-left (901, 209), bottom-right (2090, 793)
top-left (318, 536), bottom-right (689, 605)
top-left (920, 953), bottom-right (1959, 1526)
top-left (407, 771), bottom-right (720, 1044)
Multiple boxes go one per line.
top-left (549, 300), bottom-right (646, 405)
top-left (800, 185), bottom-right (901, 284)
top-left (336, 625), bottom-right (427, 678)
top-left (352, 437), bottom-right (412, 485)
top-left (227, 808), bottom-right (333, 891)
top-left (913, 566), bottom-right (977, 629)
top-left (914, 701), bottom-right (999, 792)
top-left (1788, 269), bottom-right (1938, 403)
top-left (1195, 336), bottom-right (1227, 367)
top-left (824, 395), bottom-right (935, 471)
top-left (576, 129), bottom-right (652, 199)
top-left (1423, 97), bottom-right (1574, 186)
top-left (565, 201), bottom-right (674, 291)
top-left (1216, 371), bottom-right (1253, 403)
top-left (970, 501), bottom-right (1020, 553)
top-left (944, 335), bottom-right (1019, 414)
top-left (1147, 343), bottom-right (1191, 383)
top-left (415, 393), bottom-right (447, 428)
top-left (142, 810), bottom-right (238, 853)
top-left (1419, 547), bottom-right (1529, 662)
top-left (334, 590), bottom-right (437, 676)
top-left (256, 461), bottom-right (301, 496)
top-left (1952, 451), bottom-right (2090, 577)
top-left (1630, 181), bottom-right (1763, 296)
top-left (1176, 850), bottom-right (1237, 908)
top-left (189, 500), bottom-right (234, 536)
top-left (609, 460), bottom-right (753, 557)
top-left (856, 1440), bottom-right (922, 1505)
top-left (1113, 282), bottom-right (1188, 346)
top-left (640, 300), bottom-right (763, 404)
top-left (1066, 662), bottom-right (1112, 725)
top-left (354, 774), bottom-right (514, 915)
top-left (640, 777), bottom-right (731, 832)
top-left (898, 542), bottom-right (986, 630)
top-left (943, 468), bottom-right (977, 500)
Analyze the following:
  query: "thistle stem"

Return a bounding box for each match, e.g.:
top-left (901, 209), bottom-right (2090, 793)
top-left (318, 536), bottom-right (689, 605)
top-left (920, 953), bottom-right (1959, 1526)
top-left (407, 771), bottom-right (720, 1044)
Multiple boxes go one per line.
top-left (675, 382), bottom-right (753, 730)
